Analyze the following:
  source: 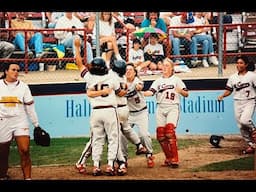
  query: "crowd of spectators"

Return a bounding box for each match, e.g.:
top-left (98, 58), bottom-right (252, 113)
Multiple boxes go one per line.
top-left (0, 11), bottom-right (225, 73)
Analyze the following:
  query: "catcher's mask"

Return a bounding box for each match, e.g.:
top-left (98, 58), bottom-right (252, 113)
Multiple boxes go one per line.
top-left (112, 59), bottom-right (127, 77)
top-left (210, 135), bottom-right (224, 148)
top-left (89, 57), bottom-right (108, 75)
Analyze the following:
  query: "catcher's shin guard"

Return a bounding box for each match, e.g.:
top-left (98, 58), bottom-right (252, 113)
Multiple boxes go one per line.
top-left (156, 127), bottom-right (172, 160)
top-left (165, 123), bottom-right (179, 164)
top-left (0, 141), bottom-right (11, 178)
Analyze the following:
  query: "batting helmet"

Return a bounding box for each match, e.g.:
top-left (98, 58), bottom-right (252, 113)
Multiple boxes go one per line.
top-left (89, 57), bottom-right (108, 75)
top-left (210, 135), bottom-right (224, 148)
top-left (112, 59), bottom-right (127, 77)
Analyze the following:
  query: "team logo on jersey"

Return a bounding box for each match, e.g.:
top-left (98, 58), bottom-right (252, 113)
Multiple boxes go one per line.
top-left (158, 84), bottom-right (174, 93)
top-left (234, 82), bottom-right (250, 91)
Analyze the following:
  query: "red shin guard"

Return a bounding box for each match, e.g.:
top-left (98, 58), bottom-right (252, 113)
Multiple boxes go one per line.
top-left (157, 127), bottom-right (172, 160)
top-left (165, 123), bottom-right (179, 164)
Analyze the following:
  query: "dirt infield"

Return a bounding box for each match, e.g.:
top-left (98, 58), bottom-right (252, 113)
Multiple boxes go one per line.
top-left (7, 135), bottom-right (256, 180)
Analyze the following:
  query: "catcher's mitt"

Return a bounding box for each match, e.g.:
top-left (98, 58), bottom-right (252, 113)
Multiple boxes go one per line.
top-left (33, 126), bottom-right (50, 146)
top-left (210, 135), bottom-right (224, 148)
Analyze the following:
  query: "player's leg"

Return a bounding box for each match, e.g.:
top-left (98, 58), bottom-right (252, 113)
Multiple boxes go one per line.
top-left (75, 136), bottom-right (92, 174)
top-left (0, 140), bottom-right (12, 179)
top-left (165, 105), bottom-right (180, 168)
top-left (15, 135), bottom-right (31, 180)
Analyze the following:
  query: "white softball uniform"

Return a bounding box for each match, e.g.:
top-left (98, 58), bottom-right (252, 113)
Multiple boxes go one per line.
top-left (82, 70), bottom-right (120, 167)
top-left (225, 71), bottom-right (256, 145)
top-left (0, 79), bottom-right (35, 142)
top-left (149, 75), bottom-right (187, 127)
top-left (126, 76), bottom-right (153, 154)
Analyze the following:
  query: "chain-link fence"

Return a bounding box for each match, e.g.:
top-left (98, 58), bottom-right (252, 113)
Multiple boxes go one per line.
top-left (0, 12), bottom-right (256, 83)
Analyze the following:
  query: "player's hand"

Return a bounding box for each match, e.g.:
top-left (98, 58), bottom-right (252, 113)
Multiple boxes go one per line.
top-left (217, 95), bottom-right (223, 101)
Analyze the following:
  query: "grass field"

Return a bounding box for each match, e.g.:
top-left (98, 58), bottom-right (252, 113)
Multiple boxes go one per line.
top-left (9, 137), bottom-right (254, 171)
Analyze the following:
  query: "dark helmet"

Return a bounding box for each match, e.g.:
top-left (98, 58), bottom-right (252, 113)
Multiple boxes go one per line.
top-left (112, 59), bottom-right (127, 77)
top-left (210, 135), bottom-right (224, 148)
top-left (89, 57), bottom-right (108, 75)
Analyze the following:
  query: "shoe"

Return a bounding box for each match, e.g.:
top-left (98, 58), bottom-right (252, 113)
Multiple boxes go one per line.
top-left (161, 159), bottom-right (171, 167)
top-left (104, 165), bottom-right (116, 176)
top-left (92, 166), bottom-right (102, 176)
top-left (242, 146), bottom-right (255, 154)
top-left (36, 52), bottom-right (48, 58)
top-left (0, 175), bottom-right (10, 180)
top-left (170, 163), bottom-right (179, 169)
top-left (75, 163), bottom-right (86, 174)
top-left (209, 56), bottom-right (219, 65)
top-left (202, 59), bottom-right (209, 68)
top-left (147, 155), bottom-right (155, 168)
top-left (190, 60), bottom-right (200, 67)
top-left (136, 145), bottom-right (148, 155)
top-left (117, 163), bottom-right (127, 176)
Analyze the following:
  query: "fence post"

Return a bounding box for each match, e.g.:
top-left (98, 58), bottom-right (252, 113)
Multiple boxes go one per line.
top-left (95, 12), bottom-right (100, 58)
top-left (218, 12), bottom-right (224, 77)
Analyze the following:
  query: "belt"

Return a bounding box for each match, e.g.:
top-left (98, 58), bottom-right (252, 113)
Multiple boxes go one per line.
top-left (130, 106), bottom-right (147, 113)
top-left (117, 104), bottom-right (127, 108)
top-left (93, 105), bottom-right (114, 109)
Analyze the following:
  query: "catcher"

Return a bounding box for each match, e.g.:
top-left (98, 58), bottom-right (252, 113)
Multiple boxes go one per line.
top-left (0, 63), bottom-right (49, 180)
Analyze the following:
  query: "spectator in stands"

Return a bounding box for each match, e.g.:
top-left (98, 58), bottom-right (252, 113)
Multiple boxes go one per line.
top-left (54, 12), bottom-right (93, 63)
top-left (192, 12), bottom-right (219, 67)
top-left (0, 31), bottom-right (15, 58)
top-left (73, 12), bottom-right (96, 31)
top-left (92, 12), bottom-right (123, 68)
top-left (0, 41), bottom-right (15, 58)
top-left (11, 12), bottom-right (45, 58)
top-left (128, 38), bottom-right (151, 73)
top-left (141, 12), bottom-right (167, 33)
top-left (140, 12), bottom-right (170, 58)
top-left (170, 12), bottom-right (199, 66)
top-left (160, 12), bottom-right (175, 26)
top-left (45, 12), bottom-right (64, 28)
top-left (144, 33), bottom-right (165, 71)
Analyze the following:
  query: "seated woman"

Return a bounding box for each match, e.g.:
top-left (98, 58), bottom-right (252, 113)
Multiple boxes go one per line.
top-left (92, 12), bottom-right (123, 68)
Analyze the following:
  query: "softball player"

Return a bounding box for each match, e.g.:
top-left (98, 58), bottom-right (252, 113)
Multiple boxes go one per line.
top-left (75, 39), bottom-right (126, 176)
top-left (0, 63), bottom-right (40, 180)
top-left (125, 63), bottom-right (155, 168)
top-left (217, 55), bottom-right (256, 154)
top-left (144, 58), bottom-right (189, 168)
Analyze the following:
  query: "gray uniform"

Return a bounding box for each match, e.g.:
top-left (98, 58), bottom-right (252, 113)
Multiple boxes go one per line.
top-left (225, 71), bottom-right (256, 146)
top-left (109, 70), bottom-right (143, 160)
top-left (82, 70), bottom-right (121, 168)
top-left (125, 76), bottom-right (153, 156)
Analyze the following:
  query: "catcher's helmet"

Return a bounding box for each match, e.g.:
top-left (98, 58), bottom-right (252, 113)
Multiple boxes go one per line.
top-left (89, 57), bottom-right (108, 75)
top-left (112, 59), bottom-right (127, 77)
top-left (210, 135), bottom-right (224, 148)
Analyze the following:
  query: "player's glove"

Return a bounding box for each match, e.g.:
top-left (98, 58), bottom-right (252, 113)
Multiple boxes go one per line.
top-left (33, 126), bottom-right (51, 146)
top-left (210, 135), bottom-right (224, 148)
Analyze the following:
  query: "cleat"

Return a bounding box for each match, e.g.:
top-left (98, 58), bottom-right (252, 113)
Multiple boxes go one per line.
top-left (75, 163), bottom-right (86, 174)
top-left (104, 165), bottom-right (115, 176)
top-left (161, 159), bottom-right (171, 167)
top-left (147, 155), bottom-right (155, 168)
top-left (136, 146), bottom-right (148, 155)
top-left (92, 167), bottom-right (102, 176)
top-left (170, 163), bottom-right (179, 169)
top-left (0, 175), bottom-right (10, 180)
top-left (242, 146), bottom-right (255, 154)
top-left (117, 163), bottom-right (127, 176)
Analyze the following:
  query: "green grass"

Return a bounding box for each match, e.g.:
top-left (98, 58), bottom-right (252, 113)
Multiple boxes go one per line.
top-left (10, 137), bottom-right (254, 171)
top-left (191, 156), bottom-right (254, 172)
top-left (9, 137), bottom-right (228, 170)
